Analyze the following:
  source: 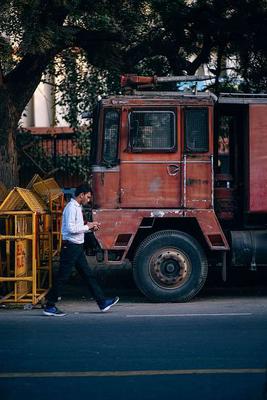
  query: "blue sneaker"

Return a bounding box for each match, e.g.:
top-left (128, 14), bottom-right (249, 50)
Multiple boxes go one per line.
top-left (43, 305), bottom-right (66, 317)
top-left (98, 296), bottom-right (119, 312)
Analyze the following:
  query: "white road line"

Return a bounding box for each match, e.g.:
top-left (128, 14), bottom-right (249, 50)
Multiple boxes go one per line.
top-left (126, 313), bottom-right (252, 318)
top-left (0, 368), bottom-right (265, 379)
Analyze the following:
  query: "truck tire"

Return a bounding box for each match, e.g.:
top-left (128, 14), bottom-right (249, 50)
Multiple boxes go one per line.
top-left (133, 230), bottom-right (208, 302)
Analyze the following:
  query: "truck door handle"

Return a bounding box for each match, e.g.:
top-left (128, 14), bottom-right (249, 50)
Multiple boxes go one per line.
top-left (167, 164), bottom-right (180, 176)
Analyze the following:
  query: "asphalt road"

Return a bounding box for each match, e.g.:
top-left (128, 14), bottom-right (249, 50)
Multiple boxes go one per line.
top-left (1, 290), bottom-right (267, 400)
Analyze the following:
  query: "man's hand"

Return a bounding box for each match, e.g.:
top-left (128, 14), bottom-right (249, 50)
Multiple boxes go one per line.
top-left (87, 221), bottom-right (101, 231)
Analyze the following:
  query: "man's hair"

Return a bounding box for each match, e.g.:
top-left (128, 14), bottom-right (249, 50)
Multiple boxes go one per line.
top-left (75, 183), bottom-right (92, 197)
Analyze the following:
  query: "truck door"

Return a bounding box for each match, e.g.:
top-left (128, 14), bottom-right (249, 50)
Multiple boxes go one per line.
top-left (119, 107), bottom-right (182, 208)
top-left (182, 107), bottom-right (213, 209)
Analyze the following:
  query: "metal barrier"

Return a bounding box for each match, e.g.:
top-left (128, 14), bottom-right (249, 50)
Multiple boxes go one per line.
top-left (0, 184), bottom-right (57, 305)
top-left (32, 177), bottom-right (64, 257)
top-left (0, 175), bottom-right (64, 305)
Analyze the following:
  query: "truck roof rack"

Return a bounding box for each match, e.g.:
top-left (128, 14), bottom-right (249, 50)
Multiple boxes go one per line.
top-left (219, 93), bottom-right (267, 104)
top-left (120, 74), bottom-right (213, 89)
top-left (119, 75), bottom-right (267, 103)
top-left (131, 90), bottom-right (217, 101)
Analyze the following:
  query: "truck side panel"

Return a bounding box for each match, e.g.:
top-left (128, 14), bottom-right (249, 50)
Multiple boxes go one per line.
top-left (249, 104), bottom-right (267, 212)
top-left (92, 208), bottom-right (229, 257)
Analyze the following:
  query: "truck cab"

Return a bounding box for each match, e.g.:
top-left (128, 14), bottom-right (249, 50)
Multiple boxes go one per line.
top-left (93, 93), bottom-right (214, 210)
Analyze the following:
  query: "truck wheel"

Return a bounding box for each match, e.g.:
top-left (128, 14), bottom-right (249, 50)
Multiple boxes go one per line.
top-left (133, 230), bottom-right (208, 302)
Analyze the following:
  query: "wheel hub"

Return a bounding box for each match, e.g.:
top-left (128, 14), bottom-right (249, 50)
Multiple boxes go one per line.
top-left (165, 263), bottom-right (176, 274)
top-left (149, 249), bottom-right (191, 289)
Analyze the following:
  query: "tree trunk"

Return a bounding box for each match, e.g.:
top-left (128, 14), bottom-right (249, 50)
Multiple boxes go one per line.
top-left (0, 88), bottom-right (20, 189)
top-left (0, 130), bottom-right (19, 189)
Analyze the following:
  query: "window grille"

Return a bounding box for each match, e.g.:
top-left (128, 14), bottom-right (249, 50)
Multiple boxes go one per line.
top-left (129, 111), bottom-right (175, 151)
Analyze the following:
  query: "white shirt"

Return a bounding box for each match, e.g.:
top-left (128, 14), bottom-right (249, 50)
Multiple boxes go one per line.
top-left (62, 198), bottom-right (89, 244)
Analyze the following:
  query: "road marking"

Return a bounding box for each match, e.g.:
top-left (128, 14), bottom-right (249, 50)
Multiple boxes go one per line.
top-left (0, 368), bottom-right (265, 379)
top-left (126, 313), bottom-right (252, 318)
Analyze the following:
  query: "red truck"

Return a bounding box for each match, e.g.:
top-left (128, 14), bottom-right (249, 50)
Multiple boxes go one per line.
top-left (90, 74), bottom-right (267, 302)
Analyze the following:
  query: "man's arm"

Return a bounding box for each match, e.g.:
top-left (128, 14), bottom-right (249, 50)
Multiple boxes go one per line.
top-left (65, 205), bottom-right (90, 234)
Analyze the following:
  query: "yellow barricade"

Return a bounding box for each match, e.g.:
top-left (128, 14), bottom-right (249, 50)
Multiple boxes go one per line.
top-left (0, 187), bottom-right (52, 305)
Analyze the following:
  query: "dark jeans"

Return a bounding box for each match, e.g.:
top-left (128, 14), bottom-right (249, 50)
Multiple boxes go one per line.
top-left (46, 241), bottom-right (105, 306)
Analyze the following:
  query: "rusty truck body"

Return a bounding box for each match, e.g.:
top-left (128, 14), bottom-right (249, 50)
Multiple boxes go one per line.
top-left (89, 75), bottom-right (267, 302)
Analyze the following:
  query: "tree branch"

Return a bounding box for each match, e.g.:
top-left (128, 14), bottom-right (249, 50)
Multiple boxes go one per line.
top-left (5, 24), bottom-right (122, 115)
top-left (187, 36), bottom-right (214, 75)
top-left (71, 26), bottom-right (123, 63)
top-left (6, 51), bottom-right (56, 115)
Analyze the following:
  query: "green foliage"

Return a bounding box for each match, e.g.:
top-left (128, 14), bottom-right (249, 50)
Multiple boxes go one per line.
top-left (68, 128), bottom-right (92, 180)
top-left (53, 50), bottom-right (112, 128)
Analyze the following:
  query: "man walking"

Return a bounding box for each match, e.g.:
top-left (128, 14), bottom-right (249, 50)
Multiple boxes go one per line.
top-left (43, 183), bottom-right (119, 316)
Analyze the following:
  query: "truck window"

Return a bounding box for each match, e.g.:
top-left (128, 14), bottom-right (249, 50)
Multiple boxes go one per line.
top-left (184, 108), bottom-right (209, 152)
top-left (217, 115), bottom-right (232, 174)
top-left (129, 110), bottom-right (175, 152)
top-left (103, 110), bottom-right (120, 165)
